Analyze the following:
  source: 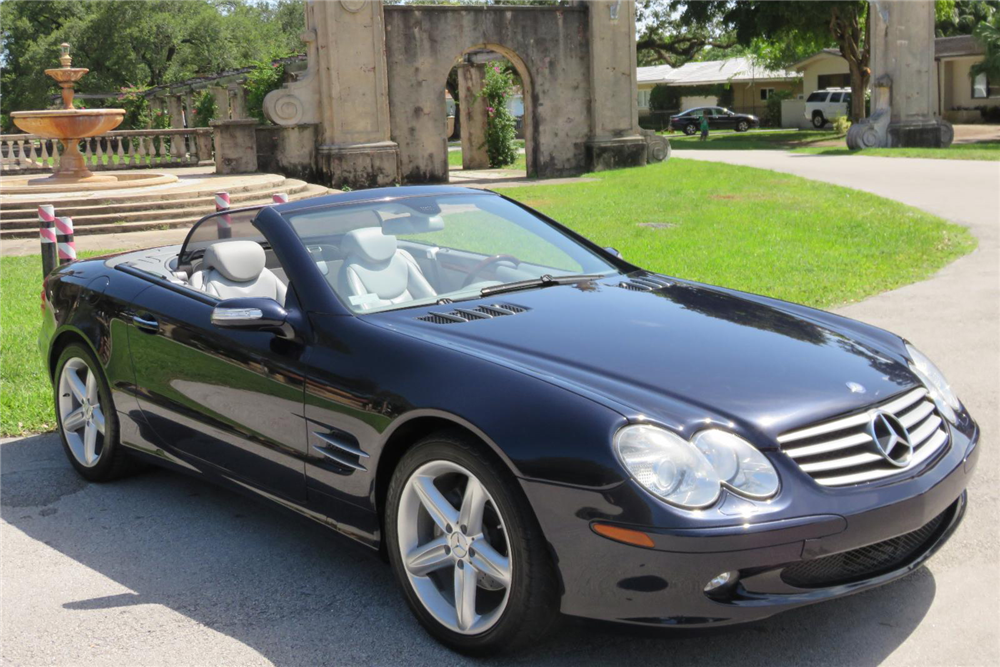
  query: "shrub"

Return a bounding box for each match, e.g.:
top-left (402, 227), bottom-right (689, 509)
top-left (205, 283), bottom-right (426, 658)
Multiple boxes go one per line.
top-left (832, 115), bottom-right (852, 134)
top-left (765, 90), bottom-right (794, 127)
top-left (980, 105), bottom-right (1000, 123)
top-left (0, 113), bottom-right (11, 134)
top-left (478, 63), bottom-right (518, 168)
top-left (244, 59), bottom-right (285, 124)
top-left (117, 85), bottom-right (151, 130)
top-left (193, 91), bottom-right (217, 127)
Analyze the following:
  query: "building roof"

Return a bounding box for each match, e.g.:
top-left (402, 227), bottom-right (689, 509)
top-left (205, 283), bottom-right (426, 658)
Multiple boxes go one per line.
top-left (789, 48), bottom-right (842, 71)
top-left (935, 35), bottom-right (984, 58)
top-left (637, 57), bottom-right (799, 87)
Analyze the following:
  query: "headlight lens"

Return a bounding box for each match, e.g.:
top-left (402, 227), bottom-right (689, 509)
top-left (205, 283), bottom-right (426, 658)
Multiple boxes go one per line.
top-left (614, 425), bottom-right (721, 508)
top-left (906, 343), bottom-right (960, 423)
top-left (691, 430), bottom-right (780, 499)
top-left (614, 425), bottom-right (780, 508)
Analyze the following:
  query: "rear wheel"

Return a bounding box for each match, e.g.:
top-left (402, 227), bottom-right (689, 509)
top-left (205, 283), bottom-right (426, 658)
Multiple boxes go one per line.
top-left (54, 343), bottom-right (134, 482)
top-left (812, 112), bottom-right (826, 128)
top-left (386, 432), bottom-right (558, 654)
top-left (683, 123), bottom-right (697, 136)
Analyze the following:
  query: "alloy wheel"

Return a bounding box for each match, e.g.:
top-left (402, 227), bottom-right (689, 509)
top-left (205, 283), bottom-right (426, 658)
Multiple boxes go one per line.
top-left (397, 460), bottom-right (512, 635)
top-left (738, 121), bottom-right (748, 132)
top-left (58, 357), bottom-right (106, 467)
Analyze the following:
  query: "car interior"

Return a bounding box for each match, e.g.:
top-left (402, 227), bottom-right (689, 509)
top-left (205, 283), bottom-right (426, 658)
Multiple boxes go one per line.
top-left (110, 196), bottom-right (595, 314)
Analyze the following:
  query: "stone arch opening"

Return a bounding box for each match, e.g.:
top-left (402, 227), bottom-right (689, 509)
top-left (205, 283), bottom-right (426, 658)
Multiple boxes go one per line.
top-left (445, 43), bottom-right (535, 179)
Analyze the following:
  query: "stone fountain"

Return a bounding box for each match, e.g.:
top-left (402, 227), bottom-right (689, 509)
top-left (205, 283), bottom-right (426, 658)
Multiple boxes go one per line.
top-left (11, 43), bottom-right (126, 184)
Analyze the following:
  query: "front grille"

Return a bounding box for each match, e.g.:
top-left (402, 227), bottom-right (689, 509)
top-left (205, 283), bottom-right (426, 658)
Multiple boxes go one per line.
top-left (778, 388), bottom-right (949, 487)
top-left (781, 506), bottom-right (950, 588)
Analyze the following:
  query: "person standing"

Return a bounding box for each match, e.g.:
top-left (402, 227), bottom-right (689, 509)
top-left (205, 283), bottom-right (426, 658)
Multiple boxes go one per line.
top-left (699, 112), bottom-right (710, 141)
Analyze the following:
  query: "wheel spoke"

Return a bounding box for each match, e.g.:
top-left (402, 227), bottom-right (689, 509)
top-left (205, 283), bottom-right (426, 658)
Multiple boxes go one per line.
top-left (85, 369), bottom-right (99, 403)
top-left (458, 476), bottom-right (487, 536)
top-left (83, 422), bottom-right (98, 465)
top-left (62, 406), bottom-right (87, 432)
top-left (91, 405), bottom-right (106, 435)
top-left (470, 540), bottom-right (511, 588)
top-left (453, 562), bottom-right (478, 632)
top-left (66, 370), bottom-right (87, 402)
top-left (405, 537), bottom-right (452, 577)
top-left (413, 475), bottom-right (459, 532)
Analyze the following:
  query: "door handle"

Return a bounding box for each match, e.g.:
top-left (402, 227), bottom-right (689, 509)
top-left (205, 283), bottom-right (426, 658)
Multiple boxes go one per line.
top-left (132, 314), bottom-right (159, 333)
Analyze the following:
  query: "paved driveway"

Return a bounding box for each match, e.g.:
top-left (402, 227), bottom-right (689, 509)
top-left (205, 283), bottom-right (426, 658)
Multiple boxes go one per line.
top-left (3, 151), bottom-right (998, 665)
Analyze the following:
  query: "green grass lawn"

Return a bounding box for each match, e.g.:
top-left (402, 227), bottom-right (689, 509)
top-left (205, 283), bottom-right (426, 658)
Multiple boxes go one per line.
top-left (1, 251), bottom-right (118, 436)
top-left (792, 141), bottom-right (1000, 161)
top-left (1, 158), bottom-right (975, 436)
top-left (448, 148), bottom-right (527, 171)
top-left (668, 129), bottom-right (843, 150)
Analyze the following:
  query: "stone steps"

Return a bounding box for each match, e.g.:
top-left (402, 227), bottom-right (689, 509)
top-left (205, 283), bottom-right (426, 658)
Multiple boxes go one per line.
top-left (0, 180), bottom-right (314, 228)
top-left (0, 183), bottom-right (330, 239)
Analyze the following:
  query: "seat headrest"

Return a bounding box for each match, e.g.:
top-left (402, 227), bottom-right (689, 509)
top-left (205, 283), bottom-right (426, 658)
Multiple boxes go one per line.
top-left (342, 227), bottom-right (397, 264)
top-left (202, 241), bottom-right (266, 283)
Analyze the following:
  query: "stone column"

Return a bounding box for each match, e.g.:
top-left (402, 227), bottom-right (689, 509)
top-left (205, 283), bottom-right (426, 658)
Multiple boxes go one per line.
top-left (311, 0), bottom-right (399, 188)
top-left (585, 0), bottom-right (647, 171)
top-left (210, 119), bottom-right (259, 174)
top-left (457, 64), bottom-right (489, 170)
top-left (183, 89), bottom-right (196, 127)
top-left (873, 0), bottom-right (952, 147)
top-left (228, 84), bottom-right (248, 120)
top-left (165, 95), bottom-right (185, 129)
top-left (211, 86), bottom-right (230, 121)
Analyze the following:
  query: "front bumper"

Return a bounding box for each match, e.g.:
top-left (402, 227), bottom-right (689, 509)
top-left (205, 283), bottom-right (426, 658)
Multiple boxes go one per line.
top-left (520, 421), bottom-right (979, 627)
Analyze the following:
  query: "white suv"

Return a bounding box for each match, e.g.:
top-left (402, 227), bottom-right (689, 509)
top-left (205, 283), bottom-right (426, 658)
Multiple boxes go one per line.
top-left (804, 88), bottom-right (851, 128)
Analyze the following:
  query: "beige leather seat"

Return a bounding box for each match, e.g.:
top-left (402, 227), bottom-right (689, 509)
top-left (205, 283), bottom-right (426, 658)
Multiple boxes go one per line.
top-left (338, 228), bottom-right (435, 310)
top-left (190, 240), bottom-right (287, 305)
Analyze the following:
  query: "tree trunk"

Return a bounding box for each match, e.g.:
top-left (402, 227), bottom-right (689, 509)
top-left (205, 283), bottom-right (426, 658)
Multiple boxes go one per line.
top-left (830, 4), bottom-right (870, 122)
top-left (849, 63), bottom-right (868, 121)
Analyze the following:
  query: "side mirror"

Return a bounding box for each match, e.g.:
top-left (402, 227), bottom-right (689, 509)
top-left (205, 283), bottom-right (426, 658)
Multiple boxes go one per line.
top-left (603, 246), bottom-right (623, 259)
top-left (211, 297), bottom-right (295, 338)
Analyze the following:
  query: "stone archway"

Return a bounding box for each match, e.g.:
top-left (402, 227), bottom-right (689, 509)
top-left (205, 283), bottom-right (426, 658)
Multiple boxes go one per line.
top-left (263, 1), bottom-right (665, 190)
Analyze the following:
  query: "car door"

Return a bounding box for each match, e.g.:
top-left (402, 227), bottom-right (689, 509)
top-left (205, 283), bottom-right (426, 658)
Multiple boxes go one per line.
top-left (827, 92), bottom-right (843, 119)
top-left (127, 266), bottom-right (309, 502)
top-left (714, 108), bottom-right (735, 130)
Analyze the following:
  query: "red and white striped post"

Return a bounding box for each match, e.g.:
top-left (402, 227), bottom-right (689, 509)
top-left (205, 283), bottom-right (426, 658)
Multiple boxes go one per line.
top-left (38, 205), bottom-right (58, 277)
top-left (272, 192), bottom-right (289, 204)
top-left (56, 217), bottom-right (76, 265)
top-left (214, 191), bottom-right (232, 239)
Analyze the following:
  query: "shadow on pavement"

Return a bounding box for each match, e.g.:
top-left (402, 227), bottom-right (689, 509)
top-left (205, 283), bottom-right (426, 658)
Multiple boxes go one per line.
top-left (2, 433), bottom-right (937, 666)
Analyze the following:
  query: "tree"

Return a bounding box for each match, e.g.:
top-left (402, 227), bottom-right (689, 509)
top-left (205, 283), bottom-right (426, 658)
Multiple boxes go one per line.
top-left (970, 16), bottom-right (1000, 81)
top-left (636, 0), bottom-right (736, 66)
top-left (682, 2), bottom-right (871, 122)
top-left (0, 1), bottom-right (304, 115)
top-left (937, 1), bottom-right (999, 36)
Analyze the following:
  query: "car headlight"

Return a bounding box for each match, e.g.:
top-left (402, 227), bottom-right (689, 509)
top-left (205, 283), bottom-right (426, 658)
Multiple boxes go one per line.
top-left (691, 430), bottom-right (780, 499)
top-left (906, 343), bottom-right (961, 423)
top-left (614, 425), bottom-right (779, 509)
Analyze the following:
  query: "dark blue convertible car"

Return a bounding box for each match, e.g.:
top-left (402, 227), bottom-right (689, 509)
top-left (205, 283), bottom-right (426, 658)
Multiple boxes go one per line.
top-left (40, 186), bottom-right (979, 654)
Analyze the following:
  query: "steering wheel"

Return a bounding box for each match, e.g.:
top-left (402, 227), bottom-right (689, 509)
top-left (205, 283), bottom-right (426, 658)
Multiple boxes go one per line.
top-left (462, 254), bottom-right (521, 288)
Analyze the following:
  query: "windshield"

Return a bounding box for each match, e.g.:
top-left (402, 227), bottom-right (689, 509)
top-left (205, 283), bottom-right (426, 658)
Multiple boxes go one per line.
top-left (283, 193), bottom-right (619, 313)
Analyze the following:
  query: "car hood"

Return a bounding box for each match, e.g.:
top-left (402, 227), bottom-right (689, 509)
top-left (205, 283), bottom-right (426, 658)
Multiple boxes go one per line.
top-left (371, 276), bottom-right (918, 447)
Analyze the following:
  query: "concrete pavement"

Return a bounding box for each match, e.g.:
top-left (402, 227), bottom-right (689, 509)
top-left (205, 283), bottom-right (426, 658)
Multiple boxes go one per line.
top-left (3, 151), bottom-right (998, 665)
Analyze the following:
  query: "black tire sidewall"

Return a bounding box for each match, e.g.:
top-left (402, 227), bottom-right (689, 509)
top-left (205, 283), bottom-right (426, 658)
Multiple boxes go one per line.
top-left (385, 435), bottom-right (555, 654)
top-left (813, 113), bottom-right (825, 128)
top-left (53, 343), bottom-right (121, 482)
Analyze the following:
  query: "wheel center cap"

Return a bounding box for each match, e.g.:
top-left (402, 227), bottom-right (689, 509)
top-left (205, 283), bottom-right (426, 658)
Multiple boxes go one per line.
top-left (450, 533), bottom-right (469, 559)
top-left (83, 402), bottom-right (93, 419)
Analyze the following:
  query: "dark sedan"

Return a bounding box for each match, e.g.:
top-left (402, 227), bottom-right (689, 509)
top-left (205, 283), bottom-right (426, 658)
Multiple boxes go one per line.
top-left (671, 106), bottom-right (760, 134)
top-left (39, 186), bottom-right (978, 655)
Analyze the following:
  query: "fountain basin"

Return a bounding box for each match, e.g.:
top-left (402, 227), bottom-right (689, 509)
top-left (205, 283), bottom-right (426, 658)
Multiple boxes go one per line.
top-left (11, 108), bottom-right (125, 140)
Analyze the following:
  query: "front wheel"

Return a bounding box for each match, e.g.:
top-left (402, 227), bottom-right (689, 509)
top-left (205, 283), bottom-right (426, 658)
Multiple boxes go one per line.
top-left (54, 343), bottom-right (135, 482)
top-left (737, 121), bottom-right (749, 132)
top-left (386, 432), bottom-right (558, 654)
top-left (683, 123), bottom-right (697, 136)
top-left (812, 112), bottom-right (826, 128)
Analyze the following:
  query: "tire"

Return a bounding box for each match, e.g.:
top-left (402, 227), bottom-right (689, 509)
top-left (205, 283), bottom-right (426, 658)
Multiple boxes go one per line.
top-left (737, 121), bottom-right (749, 132)
top-left (812, 112), bottom-right (826, 128)
top-left (53, 343), bottom-right (135, 482)
top-left (683, 123), bottom-right (697, 136)
top-left (385, 430), bottom-right (558, 654)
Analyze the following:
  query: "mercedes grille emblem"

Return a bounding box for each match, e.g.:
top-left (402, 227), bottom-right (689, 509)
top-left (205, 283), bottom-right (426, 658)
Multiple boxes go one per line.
top-left (867, 411), bottom-right (913, 467)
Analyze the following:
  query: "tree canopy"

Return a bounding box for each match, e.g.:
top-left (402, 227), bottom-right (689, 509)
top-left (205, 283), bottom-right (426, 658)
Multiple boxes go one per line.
top-left (0, 0), bottom-right (304, 114)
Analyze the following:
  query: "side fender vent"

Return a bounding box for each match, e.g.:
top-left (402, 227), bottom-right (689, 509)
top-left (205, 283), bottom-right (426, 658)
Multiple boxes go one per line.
top-left (417, 303), bottom-right (529, 324)
top-left (618, 274), bottom-right (673, 292)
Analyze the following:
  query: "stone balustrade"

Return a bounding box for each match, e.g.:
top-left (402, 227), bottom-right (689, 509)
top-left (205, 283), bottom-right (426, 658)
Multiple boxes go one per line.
top-left (0, 128), bottom-right (214, 174)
